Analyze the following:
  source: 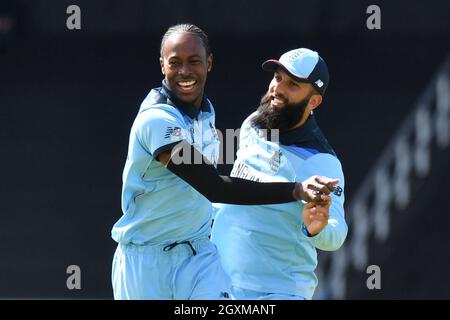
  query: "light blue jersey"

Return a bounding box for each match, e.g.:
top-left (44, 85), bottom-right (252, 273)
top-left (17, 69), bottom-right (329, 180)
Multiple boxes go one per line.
top-left (111, 82), bottom-right (220, 246)
top-left (111, 82), bottom-right (231, 300)
top-left (211, 112), bottom-right (347, 300)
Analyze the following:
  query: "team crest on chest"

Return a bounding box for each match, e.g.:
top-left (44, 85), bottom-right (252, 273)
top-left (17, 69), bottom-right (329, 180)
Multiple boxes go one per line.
top-left (269, 149), bottom-right (281, 173)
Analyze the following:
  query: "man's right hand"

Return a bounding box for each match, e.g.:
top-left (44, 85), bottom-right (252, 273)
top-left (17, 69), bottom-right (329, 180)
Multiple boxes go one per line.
top-left (293, 176), bottom-right (339, 205)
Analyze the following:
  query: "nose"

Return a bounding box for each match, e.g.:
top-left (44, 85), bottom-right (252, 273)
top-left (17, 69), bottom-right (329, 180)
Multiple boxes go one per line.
top-left (271, 81), bottom-right (286, 98)
top-left (178, 63), bottom-right (192, 76)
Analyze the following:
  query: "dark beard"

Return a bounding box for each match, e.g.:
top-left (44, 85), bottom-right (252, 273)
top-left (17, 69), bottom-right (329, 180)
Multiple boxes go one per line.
top-left (250, 93), bottom-right (310, 132)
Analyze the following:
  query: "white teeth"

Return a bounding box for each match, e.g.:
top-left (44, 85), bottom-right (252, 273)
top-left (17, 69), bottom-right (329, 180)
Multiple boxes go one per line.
top-left (273, 97), bottom-right (285, 104)
top-left (178, 80), bottom-right (196, 87)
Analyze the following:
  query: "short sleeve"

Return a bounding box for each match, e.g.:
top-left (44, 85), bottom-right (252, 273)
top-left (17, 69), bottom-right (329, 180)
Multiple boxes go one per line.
top-left (134, 106), bottom-right (187, 159)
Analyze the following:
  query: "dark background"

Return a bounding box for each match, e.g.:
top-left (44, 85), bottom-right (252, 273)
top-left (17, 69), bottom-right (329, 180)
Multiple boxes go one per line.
top-left (0, 0), bottom-right (449, 299)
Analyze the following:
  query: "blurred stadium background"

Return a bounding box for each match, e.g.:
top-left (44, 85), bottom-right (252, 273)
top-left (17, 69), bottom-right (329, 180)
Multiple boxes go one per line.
top-left (0, 0), bottom-right (449, 299)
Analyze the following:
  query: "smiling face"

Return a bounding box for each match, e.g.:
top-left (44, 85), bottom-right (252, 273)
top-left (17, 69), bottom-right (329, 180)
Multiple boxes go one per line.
top-left (160, 32), bottom-right (213, 109)
top-left (251, 68), bottom-right (323, 131)
top-left (268, 69), bottom-right (318, 110)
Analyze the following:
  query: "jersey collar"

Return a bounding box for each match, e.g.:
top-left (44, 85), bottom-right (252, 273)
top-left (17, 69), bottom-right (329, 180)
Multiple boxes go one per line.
top-left (278, 114), bottom-right (336, 156)
top-left (279, 114), bottom-right (319, 145)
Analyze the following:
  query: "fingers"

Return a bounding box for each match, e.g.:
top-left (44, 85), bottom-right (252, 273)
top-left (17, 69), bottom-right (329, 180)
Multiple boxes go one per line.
top-left (297, 176), bottom-right (339, 203)
top-left (302, 202), bottom-right (329, 235)
top-left (308, 206), bottom-right (329, 220)
top-left (315, 176), bottom-right (339, 186)
top-left (313, 176), bottom-right (339, 194)
top-left (310, 192), bottom-right (332, 206)
top-left (302, 202), bottom-right (330, 236)
top-left (320, 194), bottom-right (332, 208)
top-left (306, 182), bottom-right (331, 196)
top-left (309, 214), bottom-right (328, 221)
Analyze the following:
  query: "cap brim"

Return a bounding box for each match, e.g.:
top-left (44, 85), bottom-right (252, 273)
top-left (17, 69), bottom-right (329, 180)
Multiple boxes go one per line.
top-left (262, 59), bottom-right (310, 83)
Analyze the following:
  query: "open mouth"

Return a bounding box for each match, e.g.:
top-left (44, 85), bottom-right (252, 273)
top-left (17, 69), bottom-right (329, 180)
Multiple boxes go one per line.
top-left (271, 96), bottom-right (287, 108)
top-left (177, 80), bottom-right (197, 93)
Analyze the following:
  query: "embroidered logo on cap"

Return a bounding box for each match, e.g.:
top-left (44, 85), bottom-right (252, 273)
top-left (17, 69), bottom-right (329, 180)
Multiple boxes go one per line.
top-left (315, 80), bottom-right (324, 88)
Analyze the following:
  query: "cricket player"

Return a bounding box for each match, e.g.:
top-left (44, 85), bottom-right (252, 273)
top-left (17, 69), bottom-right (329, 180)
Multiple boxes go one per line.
top-left (111, 25), bottom-right (338, 300)
top-left (211, 48), bottom-right (348, 300)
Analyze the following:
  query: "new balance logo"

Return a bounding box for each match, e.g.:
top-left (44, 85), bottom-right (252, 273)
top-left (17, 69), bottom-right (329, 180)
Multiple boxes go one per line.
top-left (220, 291), bottom-right (230, 299)
top-left (164, 127), bottom-right (181, 139)
top-left (333, 186), bottom-right (343, 197)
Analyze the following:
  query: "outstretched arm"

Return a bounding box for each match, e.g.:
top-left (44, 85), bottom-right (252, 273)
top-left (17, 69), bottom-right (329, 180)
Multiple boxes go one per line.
top-left (158, 140), bottom-right (339, 205)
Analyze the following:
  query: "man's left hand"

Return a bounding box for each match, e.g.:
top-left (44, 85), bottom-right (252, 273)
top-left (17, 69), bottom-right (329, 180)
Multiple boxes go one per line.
top-left (302, 198), bottom-right (331, 236)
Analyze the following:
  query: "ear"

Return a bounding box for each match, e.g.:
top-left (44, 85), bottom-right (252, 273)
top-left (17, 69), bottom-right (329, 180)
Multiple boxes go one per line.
top-left (207, 53), bottom-right (213, 72)
top-left (159, 57), bottom-right (165, 75)
top-left (308, 93), bottom-right (323, 111)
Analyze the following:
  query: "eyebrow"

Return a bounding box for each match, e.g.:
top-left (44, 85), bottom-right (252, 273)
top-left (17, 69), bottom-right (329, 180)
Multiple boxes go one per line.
top-left (276, 71), bottom-right (302, 86)
top-left (290, 78), bottom-right (301, 86)
top-left (168, 54), bottom-right (202, 60)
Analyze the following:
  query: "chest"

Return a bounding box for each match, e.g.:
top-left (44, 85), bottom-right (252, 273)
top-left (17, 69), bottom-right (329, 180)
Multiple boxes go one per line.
top-left (232, 127), bottom-right (298, 182)
top-left (183, 114), bottom-right (220, 166)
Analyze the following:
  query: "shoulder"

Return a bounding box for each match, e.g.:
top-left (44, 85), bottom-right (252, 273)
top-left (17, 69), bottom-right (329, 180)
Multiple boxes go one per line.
top-left (235, 111), bottom-right (259, 142)
top-left (305, 152), bottom-right (343, 171)
top-left (240, 111), bottom-right (258, 129)
top-left (300, 152), bottom-right (345, 185)
top-left (244, 111), bottom-right (258, 124)
top-left (136, 95), bottom-right (185, 129)
top-left (285, 143), bottom-right (342, 170)
top-left (205, 98), bottom-right (216, 115)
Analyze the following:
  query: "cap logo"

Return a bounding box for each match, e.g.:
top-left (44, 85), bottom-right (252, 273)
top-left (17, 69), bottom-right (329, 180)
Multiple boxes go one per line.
top-left (315, 80), bottom-right (324, 88)
top-left (286, 50), bottom-right (302, 63)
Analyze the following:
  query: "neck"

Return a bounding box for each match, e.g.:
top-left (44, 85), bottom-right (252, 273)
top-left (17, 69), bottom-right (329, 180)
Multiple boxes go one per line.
top-left (193, 97), bottom-right (202, 109)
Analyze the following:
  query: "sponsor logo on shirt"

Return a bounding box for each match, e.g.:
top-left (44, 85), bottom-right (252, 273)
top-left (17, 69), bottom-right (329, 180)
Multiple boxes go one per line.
top-left (164, 127), bottom-right (182, 139)
top-left (333, 186), bottom-right (343, 197)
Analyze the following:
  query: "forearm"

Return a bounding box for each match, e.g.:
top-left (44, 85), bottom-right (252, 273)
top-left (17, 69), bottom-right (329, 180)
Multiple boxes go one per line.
top-left (164, 141), bottom-right (296, 205)
top-left (209, 176), bottom-right (296, 205)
